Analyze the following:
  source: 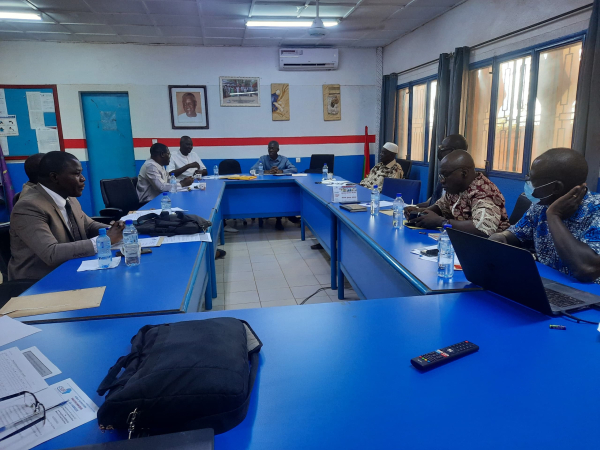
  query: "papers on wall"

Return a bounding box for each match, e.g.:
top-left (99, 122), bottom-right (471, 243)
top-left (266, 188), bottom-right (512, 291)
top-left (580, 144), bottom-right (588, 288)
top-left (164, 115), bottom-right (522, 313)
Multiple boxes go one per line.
top-left (1, 378), bottom-right (98, 450)
top-left (0, 89), bottom-right (7, 114)
top-left (0, 137), bottom-right (9, 154)
top-left (21, 347), bottom-right (62, 380)
top-left (35, 128), bottom-right (60, 152)
top-left (0, 347), bottom-right (48, 396)
top-left (0, 115), bottom-right (19, 136)
top-left (40, 93), bottom-right (55, 113)
top-left (119, 207), bottom-right (185, 222)
top-left (26, 92), bottom-right (45, 129)
top-left (359, 201), bottom-right (394, 209)
top-left (162, 233), bottom-right (212, 244)
top-left (77, 256), bottom-right (121, 272)
top-left (0, 316), bottom-right (41, 347)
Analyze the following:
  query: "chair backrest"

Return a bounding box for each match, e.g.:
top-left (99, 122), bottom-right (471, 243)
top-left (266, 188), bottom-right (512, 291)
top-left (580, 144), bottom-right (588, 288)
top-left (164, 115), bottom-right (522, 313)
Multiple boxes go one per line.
top-left (131, 177), bottom-right (138, 189)
top-left (397, 159), bottom-right (412, 179)
top-left (100, 178), bottom-right (140, 211)
top-left (509, 193), bottom-right (532, 225)
top-left (381, 178), bottom-right (421, 205)
top-left (307, 154), bottom-right (335, 173)
top-left (219, 159), bottom-right (242, 175)
top-left (0, 223), bottom-right (12, 278)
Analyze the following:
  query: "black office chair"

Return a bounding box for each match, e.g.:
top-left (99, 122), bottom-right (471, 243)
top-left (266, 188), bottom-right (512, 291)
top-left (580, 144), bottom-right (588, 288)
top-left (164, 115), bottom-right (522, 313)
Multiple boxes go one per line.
top-left (97, 177), bottom-right (143, 220)
top-left (0, 223), bottom-right (37, 308)
top-left (304, 154), bottom-right (335, 174)
top-left (509, 193), bottom-right (532, 225)
top-left (219, 159), bottom-right (242, 175)
top-left (397, 159), bottom-right (412, 179)
top-left (381, 178), bottom-right (421, 205)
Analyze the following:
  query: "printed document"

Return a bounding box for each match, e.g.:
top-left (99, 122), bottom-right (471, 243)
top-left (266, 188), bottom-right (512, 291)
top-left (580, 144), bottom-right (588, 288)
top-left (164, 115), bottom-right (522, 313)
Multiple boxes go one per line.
top-left (162, 233), bottom-right (212, 244)
top-left (0, 347), bottom-right (48, 396)
top-left (21, 347), bottom-right (62, 380)
top-left (77, 257), bottom-right (121, 272)
top-left (0, 316), bottom-right (41, 347)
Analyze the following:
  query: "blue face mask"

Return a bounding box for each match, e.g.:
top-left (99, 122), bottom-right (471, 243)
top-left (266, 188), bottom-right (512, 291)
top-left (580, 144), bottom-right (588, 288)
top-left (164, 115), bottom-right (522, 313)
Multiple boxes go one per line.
top-left (524, 180), bottom-right (555, 204)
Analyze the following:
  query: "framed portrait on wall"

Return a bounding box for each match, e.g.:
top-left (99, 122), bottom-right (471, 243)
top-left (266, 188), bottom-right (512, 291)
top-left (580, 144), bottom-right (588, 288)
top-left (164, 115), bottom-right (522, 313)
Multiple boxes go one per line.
top-left (169, 85), bottom-right (209, 129)
top-left (219, 77), bottom-right (260, 107)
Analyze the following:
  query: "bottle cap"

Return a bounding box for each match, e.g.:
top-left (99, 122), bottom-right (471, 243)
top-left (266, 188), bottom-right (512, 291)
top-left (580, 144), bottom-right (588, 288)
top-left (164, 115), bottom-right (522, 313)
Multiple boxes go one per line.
top-left (443, 224), bottom-right (452, 229)
top-left (374, 185), bottom-right (378, 189)
top-left (99, 228), bottom-right (107, 235)
top-left (396, 193), bottom-right (401, 198)
top-left (126, 220), bottom-right (133, 226)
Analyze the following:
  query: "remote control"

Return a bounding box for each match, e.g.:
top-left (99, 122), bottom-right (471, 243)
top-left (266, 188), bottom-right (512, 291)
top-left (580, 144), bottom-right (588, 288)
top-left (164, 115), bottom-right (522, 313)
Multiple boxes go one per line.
top-left (411, 340), bottom-right (479, 371)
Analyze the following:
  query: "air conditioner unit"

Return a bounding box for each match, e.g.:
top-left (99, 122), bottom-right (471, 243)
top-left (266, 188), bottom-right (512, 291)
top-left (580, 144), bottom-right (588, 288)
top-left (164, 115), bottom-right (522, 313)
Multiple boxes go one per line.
top-left (279, 48), bottom-right (338, 71)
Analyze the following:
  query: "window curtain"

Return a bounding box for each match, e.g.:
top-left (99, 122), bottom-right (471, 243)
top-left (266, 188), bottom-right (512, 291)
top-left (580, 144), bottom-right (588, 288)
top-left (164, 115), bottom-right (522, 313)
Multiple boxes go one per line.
top-left (573, 0), bottom-right (600, 191)
top-left (448, 47), bottom-right (470, 135)
top-left (379, 74), bottom-right (398, 164)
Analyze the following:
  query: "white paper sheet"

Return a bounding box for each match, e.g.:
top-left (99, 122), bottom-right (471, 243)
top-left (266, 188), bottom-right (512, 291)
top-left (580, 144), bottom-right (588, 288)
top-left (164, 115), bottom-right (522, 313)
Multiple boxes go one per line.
top-left (26, 92), bottom-right (45, 129)
top-left (162, 233), bottom-right (211, 244)
top-left (40, 93), bottom-right (55, 113)
top-left (1, 378), bottom-right (98, 450)
top-left (139, 237), bottom-right (161, 247)
top-left (77, 256), bottom-right (121, 272)
top-left (0, 347), bottom-right (48, 396)
top-left (0, 89), bottom-right (7, 115)
top-left (119, 207), bottom-right (185, 222)
top-left (359, 201), bottom-right (394, 208)
top-left (20, 347), bottom-right (62, 380)
top-left (0, 137), bottom-right (9, 154)
top-left (35, 128), bottom-right (60, 152)
top-left (0, 317), bottom-right (41, 347)
top-left (0, 115), bottom-right (19, 136)
top-left (411, 245), bottom-right (461, 265)
top-left (291, 173), bottom-right (308, 177)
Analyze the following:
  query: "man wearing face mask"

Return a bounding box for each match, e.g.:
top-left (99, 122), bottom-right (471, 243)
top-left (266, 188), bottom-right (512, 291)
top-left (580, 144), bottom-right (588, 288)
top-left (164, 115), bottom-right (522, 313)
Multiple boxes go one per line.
top-left (490, 148), bottom-right (600, 283)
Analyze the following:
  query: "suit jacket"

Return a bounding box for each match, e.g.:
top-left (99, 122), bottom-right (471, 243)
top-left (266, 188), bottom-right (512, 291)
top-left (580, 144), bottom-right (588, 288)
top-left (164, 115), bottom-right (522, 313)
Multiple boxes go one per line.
top-left (8, 185), bottom-right (106, 281)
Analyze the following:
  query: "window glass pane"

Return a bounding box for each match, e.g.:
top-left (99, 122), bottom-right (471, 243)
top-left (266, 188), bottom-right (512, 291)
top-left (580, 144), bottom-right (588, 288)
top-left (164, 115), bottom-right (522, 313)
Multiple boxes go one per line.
top-left (427, 80), bottom-right (437, 158)
top-left (493, 56), bottom-right (531, 173)
top-left (532, 42), bottom-right (582, 161)
top-left (410, 84), bottom-right (427, 161)
top-left (397, 88), bottom-right (409, 158)
top-left (465, 66), bottom-right (492, 169)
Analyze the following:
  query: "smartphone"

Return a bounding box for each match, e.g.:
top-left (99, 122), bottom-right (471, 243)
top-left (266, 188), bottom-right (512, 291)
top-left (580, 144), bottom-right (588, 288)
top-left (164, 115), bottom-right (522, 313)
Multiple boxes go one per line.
top-left (116, 248), bottom-right (152, 257)
top-left (421, 248), bottom-right (439, 257)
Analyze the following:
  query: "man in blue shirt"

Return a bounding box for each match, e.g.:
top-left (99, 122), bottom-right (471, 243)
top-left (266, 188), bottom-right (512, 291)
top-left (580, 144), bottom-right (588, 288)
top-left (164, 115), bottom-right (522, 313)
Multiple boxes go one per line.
top-left (251, 141), bottom-right (298, 174)
top-left (490, 148), bottom-right (600, 284)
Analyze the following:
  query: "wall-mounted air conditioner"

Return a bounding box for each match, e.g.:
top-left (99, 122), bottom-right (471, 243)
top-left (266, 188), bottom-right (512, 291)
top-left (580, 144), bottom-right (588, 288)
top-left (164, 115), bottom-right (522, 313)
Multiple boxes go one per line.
top-left (279, 48), bottom-right (338, 71)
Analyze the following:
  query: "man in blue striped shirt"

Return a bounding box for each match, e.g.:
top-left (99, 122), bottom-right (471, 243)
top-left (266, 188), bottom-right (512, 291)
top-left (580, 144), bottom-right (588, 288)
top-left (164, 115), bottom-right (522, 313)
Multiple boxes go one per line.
top-left (251, 141), bottom-right (298, 174)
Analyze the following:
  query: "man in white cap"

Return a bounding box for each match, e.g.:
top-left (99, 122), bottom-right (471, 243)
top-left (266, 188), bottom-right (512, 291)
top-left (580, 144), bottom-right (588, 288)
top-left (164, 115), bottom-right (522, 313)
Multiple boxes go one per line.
top-left (359, 142), bottom-right (404, 191)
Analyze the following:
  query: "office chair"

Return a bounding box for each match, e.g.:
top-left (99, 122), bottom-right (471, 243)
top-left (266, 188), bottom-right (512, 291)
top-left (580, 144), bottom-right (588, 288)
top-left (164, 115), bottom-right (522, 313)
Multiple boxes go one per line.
top-left (0, 223), bottom-right (37, 308)
top-left (219, 159), bottom-right (242, 175)
top-left (381, 178), bottom-right (421, 205)
top-left (397, 159), bottom-right (412, 179)
top-left (97, 177), bottom-right (143, 221)
top-left (509, 193), bottom-right (532, 225)
top-left (304, 154), bottom-right (335, 174)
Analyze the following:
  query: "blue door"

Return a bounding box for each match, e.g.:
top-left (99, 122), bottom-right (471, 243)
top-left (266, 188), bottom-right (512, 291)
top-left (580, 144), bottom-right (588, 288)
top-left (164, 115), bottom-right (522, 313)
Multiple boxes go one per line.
top-left (81, 93), bottom-right (136, 214)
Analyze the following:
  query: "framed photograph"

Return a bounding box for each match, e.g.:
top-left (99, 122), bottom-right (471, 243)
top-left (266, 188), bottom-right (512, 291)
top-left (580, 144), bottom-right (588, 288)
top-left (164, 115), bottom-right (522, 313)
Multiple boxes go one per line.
top-left (271, 83), bottom-right (290, 121)
top-left (220, 77), bottom-right (260, 107)
top-left (323, 84), bottom-right (341, 121)
top-left (169, 85), bottom-right (209, 129)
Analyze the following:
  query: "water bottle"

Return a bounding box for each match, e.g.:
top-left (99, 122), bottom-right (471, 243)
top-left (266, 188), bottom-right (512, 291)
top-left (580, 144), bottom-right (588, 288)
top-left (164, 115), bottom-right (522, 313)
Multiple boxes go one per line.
top-left (392, 194), bottom-right (405, 229)
top-left (169, 173), bottom-right (177, 194)
top-left (437, 224), bottom-right (455, 279)
top-left (213, 165), bottom-right (219, 177)
top-left (370, 185), bottom-right (380, 216)
top-left (123, 220), bottom-right (140, 267)
top-left (97, 228), bottom-right (112, 269)
top-left (322, 163), bottom-right (328, 181)
top-left (258, 162), bottom-right (264, 177)
top-left (161, 192), bottom-right (171, 213)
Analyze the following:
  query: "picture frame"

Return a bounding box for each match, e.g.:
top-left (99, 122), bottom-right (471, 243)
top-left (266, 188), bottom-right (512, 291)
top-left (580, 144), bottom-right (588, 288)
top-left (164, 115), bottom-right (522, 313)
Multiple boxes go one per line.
top-left (169, 85), bottom-right (209, 129)
top-left (220, 77), bottom-right (260, 107)
top-left (323, 84), bottom-right (341, 121)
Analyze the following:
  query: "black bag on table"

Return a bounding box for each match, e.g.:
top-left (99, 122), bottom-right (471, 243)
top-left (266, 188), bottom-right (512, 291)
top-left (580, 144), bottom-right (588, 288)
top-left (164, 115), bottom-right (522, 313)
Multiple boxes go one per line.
top-left (135, 211), bottom-right (212, 237)
top-left (96, 318), bottom-right (262, 436)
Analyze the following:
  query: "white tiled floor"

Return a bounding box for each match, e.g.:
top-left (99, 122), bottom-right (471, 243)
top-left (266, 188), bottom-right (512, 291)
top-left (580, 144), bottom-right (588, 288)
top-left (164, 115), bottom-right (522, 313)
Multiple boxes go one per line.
top-left (206, 217), bottom-right (360, 311)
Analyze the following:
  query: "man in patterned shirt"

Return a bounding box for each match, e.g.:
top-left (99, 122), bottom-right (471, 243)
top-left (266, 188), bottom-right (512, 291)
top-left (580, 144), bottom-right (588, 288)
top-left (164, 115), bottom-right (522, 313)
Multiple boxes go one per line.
top-left (490, 148), bottom-right (600, 283)
top-left (359, 142), bottom-right (403, 191)
top-left (413, 150), bottom-right (509, 236)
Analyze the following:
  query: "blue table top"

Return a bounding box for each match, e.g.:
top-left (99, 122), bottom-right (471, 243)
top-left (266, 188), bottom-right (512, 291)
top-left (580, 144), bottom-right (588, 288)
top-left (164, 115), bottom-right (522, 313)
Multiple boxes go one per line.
top-left (5, 292), bottom-right (599, 450)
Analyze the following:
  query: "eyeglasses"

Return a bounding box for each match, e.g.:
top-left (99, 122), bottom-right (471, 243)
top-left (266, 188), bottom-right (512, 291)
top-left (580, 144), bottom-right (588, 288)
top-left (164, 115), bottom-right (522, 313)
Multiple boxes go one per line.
top-left (0, 391), bottom-right (46, 442)
top-left (438, 167), bottom-right (464, 183)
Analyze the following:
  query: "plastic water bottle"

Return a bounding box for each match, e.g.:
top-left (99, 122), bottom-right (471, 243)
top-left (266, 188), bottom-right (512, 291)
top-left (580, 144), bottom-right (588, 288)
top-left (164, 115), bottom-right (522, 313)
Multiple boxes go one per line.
top-left (213, 165), bottom-right (219, 177)
top-left (123, 220), bottom-right (140, 267)
top-left (322, 163), bottom-right (328, 181)
top-left (437, 224), bottom-right (454, 279)
top-left (258, 162), bottom-right (264, 177)
top-left (169, 173), bottom-right (177, 194)
top-left (97, 228), bottom-right (112, 269)
top-left (161, 192), bottom-right (171, 213)
top-left (392, 194), bottom-right (405, 229)
top-left (370, 185), bottom-right (380, 216)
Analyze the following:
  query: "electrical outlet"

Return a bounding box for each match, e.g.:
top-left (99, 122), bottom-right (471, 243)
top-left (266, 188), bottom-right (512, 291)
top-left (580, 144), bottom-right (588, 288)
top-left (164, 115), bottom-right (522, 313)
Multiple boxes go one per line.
top-left (296, 157), bottom-right (301, 162)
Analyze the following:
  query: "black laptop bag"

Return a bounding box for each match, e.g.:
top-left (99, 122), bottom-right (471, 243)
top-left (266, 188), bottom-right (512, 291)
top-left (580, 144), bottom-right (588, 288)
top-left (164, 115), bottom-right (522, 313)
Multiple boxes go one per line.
top-left (135, 211), bottom-right (212, 236)
top-left (96, 318), bottom-right (262, 436)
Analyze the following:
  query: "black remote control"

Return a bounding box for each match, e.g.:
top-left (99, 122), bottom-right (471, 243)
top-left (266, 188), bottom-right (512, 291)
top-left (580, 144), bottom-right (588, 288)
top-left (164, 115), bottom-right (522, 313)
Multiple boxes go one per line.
top-left (411, 341), bottom-right (479, 371)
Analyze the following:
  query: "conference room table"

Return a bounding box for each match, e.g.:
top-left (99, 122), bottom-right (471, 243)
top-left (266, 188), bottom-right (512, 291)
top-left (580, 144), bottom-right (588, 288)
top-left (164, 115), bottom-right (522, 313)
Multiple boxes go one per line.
top-left (3, 291), bottom-right (599, 450)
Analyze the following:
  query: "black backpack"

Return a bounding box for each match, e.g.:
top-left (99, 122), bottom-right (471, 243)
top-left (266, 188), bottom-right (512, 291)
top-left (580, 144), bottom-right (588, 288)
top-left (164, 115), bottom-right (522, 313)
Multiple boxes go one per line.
top-left (135, 211), bottom-right (212, 236)
top-left (96, 318), bottom-right (262, 436)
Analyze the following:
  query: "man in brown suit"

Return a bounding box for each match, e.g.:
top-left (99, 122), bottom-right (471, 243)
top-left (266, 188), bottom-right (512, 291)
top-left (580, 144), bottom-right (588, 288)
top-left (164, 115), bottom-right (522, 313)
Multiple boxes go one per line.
top-left (9, 151), bottom-right (124, 281)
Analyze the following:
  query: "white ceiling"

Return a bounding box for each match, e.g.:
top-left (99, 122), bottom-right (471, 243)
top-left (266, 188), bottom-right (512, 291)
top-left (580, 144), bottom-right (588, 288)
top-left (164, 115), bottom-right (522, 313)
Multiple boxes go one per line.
top-left (0, 0), bottom-right (466, 48)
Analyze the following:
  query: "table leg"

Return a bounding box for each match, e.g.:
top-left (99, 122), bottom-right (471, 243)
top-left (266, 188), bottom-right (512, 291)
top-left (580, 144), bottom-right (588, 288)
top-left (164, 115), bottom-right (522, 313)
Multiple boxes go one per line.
top-left (330, 214), bottom-right (337, 290)
top-left (209, 241), bottom-right (218, 299)
top-left (220, 222), bottom-right (225, 245)
top-left (205, 257), bottom-right (213, 310)
top-left (337, 219), bottom-right (344, 299)
top-left (300, 216), bottom-right (305, 241)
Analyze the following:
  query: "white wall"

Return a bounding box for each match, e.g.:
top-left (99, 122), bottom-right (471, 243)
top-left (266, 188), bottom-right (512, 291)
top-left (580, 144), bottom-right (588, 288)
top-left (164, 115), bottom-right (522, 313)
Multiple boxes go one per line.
top-left (384, 0), bottom-right (591, 82)
top-left (0, 42), bottom-right (378, 161)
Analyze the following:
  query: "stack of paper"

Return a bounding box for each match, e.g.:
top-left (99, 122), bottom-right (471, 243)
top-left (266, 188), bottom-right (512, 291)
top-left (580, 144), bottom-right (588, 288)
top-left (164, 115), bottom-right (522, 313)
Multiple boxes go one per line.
top-left (120, 207), bottom-right (185, 222)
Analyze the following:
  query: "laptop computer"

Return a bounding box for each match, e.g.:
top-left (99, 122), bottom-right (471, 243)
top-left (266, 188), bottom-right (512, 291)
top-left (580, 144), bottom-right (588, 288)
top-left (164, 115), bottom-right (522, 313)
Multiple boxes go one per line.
top-left (447, 228), bottom-right (600, 316)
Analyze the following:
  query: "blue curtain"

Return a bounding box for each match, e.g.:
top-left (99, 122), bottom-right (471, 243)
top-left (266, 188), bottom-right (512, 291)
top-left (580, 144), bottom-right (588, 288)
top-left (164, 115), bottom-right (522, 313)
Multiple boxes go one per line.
top-left (379, 74), bottom-right (398, 163)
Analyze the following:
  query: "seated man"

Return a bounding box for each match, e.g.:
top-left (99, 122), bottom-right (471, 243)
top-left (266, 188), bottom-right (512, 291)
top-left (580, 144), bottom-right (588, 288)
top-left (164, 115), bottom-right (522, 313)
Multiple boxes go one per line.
top-left (137, 142), bottom-right (193, 203)
top-left (491, 148), bottom-right (600, 283)
top-left (359, 142), bottom-right (403, 191)
top-left (251, 141), bottom-right (298, 174)
top-left (21, 153), bottom-right (45, 197)
top-left (8, 151), bottom-right (124, 281)
top-left (412, 150), bottom-right (509, 237)
top-left (167, 136), bottom-right (207, 181)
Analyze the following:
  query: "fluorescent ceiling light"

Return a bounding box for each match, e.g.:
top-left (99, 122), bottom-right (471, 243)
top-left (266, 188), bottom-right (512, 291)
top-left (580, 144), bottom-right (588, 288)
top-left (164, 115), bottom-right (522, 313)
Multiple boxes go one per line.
top-left (246, 20), bottom-right (338, 28)
top-left (0, 12), bottom-right (42, 20)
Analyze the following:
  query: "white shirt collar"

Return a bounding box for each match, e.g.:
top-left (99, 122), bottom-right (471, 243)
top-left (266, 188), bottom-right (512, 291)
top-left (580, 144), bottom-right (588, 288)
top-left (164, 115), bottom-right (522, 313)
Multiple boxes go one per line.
top-left (40, 183), bottom-right (67, 209)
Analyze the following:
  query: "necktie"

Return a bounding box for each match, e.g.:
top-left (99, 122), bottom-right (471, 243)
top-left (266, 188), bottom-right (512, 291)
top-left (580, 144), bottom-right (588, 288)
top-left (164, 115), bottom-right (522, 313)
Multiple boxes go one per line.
top-left (65, 200), bottom-right (83, 241)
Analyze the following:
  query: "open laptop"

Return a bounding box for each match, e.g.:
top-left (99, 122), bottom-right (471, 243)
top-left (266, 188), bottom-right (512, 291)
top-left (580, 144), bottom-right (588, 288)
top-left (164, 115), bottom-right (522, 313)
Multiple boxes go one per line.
top-left (447, 228), bottom-right (600, 316)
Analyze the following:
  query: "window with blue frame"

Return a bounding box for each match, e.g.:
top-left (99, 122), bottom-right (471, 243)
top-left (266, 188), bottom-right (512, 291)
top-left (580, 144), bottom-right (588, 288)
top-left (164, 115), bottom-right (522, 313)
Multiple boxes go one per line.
top-left (396, 77), bottom-right (437, 163)
top-left (464, 36), bottom-right (583, 176)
